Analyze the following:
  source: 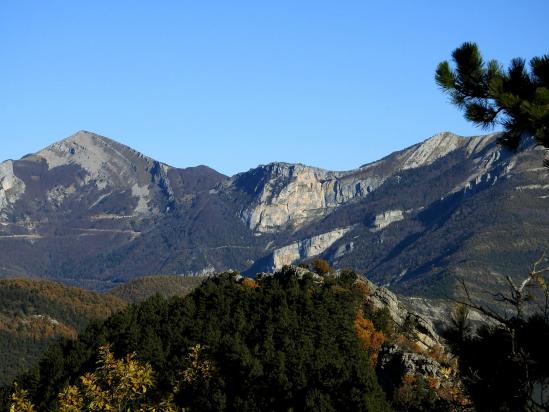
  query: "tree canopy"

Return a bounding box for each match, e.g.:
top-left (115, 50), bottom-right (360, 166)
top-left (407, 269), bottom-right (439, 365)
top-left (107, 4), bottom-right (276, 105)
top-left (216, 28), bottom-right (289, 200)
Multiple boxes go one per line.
top-left (3, 268), bottom-right (392, 411)
top-left (436, 42), bottom-right (549, 150)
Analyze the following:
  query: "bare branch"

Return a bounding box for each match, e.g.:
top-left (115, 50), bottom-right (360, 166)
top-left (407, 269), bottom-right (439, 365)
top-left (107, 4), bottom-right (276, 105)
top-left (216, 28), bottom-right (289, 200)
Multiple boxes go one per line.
top-left (452, 278), bottom-right (509, 325)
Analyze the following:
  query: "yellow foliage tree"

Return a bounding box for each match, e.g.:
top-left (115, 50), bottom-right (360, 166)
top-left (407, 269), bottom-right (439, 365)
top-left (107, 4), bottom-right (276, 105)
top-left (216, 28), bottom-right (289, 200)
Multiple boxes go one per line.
top-left (241, 278), bottom-right (258, 289)
top-left (9, 387), bottom-right (35, 412)
top-left (354, 309), bottom-right (385, 367)
top-left (9, 344), bottom-right (221, 411)
top-left (11, 345), bottom-right (178, 412)
top-left (180, 344), bottom-right (215, 385)
top-left (57, 344), bottom-right (178, 411)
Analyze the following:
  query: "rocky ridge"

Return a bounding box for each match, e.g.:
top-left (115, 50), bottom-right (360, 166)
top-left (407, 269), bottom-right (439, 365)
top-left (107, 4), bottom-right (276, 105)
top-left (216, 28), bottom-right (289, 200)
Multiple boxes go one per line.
top-left (0, 129), bottom-right (547, 304)
top-left (229, 132), bottom-right (502, 235)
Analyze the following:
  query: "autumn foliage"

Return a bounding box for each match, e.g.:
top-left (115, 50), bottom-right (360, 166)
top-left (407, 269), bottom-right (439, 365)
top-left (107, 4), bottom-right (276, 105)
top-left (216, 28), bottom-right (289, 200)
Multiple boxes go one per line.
top-left (180, 344), bottom-right (215, 385)
top-left (11, 345), bottom-right (179, 412)
top-left (240, 277), bottom-right (258, 289)
top-left (311, 258), bottom-right (332, 275)
top-left (0, 279), bottom-right (126, 387)
top-left (354, 309), bottom-right (385, 367)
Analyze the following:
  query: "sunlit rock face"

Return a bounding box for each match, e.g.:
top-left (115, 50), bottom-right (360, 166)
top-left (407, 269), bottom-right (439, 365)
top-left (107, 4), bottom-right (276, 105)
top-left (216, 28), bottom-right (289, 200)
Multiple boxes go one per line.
top-left (231, 163), bottom-right (381, 233)
top-left (0, 160), bottom-right (25, 215)
top-left (371, 210), bottom-right (404, 231)
top-left (271, 227), bottom-right (352, 269)
top-left (399, 131), bottom-right (465, 171)
top-left (230, 132), bottom-right (504, 234)
top-left (231, 162), bottom-right (382, 233)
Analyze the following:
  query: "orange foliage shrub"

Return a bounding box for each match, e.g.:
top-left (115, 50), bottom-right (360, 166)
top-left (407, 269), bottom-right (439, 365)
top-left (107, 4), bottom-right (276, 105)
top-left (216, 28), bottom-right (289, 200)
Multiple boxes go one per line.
top-left (426, 376), bottom-right (440, 390)
top-left (241, 278), bottom-right (258, 289)
top-left (311, 259), bottom-right (332, 275)
top-left (395, 334), bottom-right (423, 354)
top-left (393, 374), bottom-right (417, 405)
top-left (428, 344), bottom-right (449, 364)
top-left (354, 309), bottom-right (385, 367)
top-left (352, 281), bottom-right (371, 298)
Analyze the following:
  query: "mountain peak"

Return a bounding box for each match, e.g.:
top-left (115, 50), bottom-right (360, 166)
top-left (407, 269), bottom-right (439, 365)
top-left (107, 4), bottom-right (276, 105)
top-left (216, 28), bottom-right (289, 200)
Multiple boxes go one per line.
top-left (399, 131), bottom-right (466, 171)
top-left (65, 129), bottom-right (108, 143)
top-left (30, 131), bottom-right (163, 194)
top-left (37, 130), bottom-right (152, 167)
top-left (52, 130), bottom-right (124, 152)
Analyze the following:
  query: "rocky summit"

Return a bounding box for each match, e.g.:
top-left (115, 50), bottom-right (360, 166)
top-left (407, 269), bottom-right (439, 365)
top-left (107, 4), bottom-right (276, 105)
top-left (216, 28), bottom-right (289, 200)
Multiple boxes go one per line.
top-left (0, 130), bottom-right (548, 299)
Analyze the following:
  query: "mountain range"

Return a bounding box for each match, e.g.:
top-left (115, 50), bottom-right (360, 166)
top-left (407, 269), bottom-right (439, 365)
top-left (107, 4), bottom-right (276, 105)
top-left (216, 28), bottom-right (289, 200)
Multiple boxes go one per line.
top-left (0, 130), bottom-right (547, 299)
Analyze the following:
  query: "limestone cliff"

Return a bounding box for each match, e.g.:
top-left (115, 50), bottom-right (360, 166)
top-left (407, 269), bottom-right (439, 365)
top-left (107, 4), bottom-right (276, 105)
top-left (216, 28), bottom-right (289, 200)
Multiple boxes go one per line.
top-left (231, 163), bottom-right (381, 233)
top-left (0, 160), bottom-right (25, 215)
top-left (271, 227), bottom-right (352, 269)
top-left (230, 132), bottom-right (504, 234)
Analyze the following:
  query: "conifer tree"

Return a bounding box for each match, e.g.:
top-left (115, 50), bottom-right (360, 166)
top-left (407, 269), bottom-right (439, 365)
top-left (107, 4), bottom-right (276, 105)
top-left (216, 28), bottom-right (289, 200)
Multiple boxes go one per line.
top-left (436, 42), bottom-right (549, 151)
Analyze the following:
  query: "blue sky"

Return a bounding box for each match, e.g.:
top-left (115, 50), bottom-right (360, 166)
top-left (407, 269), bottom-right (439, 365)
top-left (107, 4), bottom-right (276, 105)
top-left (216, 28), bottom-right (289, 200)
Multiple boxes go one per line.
top-left (1, 1), bottom-right (548, 176)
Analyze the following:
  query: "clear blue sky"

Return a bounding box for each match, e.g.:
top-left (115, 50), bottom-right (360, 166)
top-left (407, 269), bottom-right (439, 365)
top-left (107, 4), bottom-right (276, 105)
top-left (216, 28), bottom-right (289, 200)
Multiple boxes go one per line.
top-left (1, 1), bottom-right (548, 176)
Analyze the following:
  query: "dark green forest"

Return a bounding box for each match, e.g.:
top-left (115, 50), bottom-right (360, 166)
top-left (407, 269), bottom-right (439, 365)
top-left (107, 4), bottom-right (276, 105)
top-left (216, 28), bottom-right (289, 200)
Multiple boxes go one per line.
top-left (2, 268), bottom-right (393, 411)
top-left (3, 266), bottom-right (549, 411)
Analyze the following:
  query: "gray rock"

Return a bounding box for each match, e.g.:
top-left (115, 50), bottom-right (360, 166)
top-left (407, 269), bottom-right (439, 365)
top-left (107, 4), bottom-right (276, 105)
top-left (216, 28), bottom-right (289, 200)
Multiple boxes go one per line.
top-left (376, 344), bottom-right (446, 393)
top-left (271, 227), bottom-right (352, 269)
top-left (366, 283), bottom-right (441, 350)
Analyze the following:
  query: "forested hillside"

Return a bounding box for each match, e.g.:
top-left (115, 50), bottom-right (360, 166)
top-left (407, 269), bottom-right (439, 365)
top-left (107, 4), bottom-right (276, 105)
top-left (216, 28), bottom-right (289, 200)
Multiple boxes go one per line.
top-left (0, 275), bottom-right (204, 389)
top-left (0, 279), bottom-right (125, 386)
top-left (1, 267), bottom-right (470, 411)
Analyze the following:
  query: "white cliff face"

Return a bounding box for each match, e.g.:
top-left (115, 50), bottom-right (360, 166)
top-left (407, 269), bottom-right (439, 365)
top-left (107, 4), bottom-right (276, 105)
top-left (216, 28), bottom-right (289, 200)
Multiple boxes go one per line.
top-left (399, 132), bottom-right (464, 171)
top-left (235, 132), bottom-right (508, 234)
top-left (371, 210), bottom-right (404, 231)
top-left (242, 164), bottom-right (333, 232)
top-left (272, 227), bottom-right (351, 268)
top-left (0, 160), bottom-right (25, 215)
top-left (237, 163), bottom-right (384, 233)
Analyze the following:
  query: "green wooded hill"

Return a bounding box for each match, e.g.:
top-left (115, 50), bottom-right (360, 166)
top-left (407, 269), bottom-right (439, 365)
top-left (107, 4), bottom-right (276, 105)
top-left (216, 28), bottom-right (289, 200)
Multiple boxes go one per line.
top-left (0, 274), bottom-right (203, 388)
top-left (0, 279), bottom-right (126, 386)
top-left (3, 268), bottom-right (399, 411)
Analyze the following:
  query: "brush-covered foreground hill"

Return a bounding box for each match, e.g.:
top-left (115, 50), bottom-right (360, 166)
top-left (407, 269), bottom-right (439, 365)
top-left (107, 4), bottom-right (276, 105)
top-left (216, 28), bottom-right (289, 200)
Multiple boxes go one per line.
top-left (0, 279), bottom-right (125, 386)
top-left (2, 267), bottom-right (469, 411)
top-left (0, 130), bottom-right (547, 300)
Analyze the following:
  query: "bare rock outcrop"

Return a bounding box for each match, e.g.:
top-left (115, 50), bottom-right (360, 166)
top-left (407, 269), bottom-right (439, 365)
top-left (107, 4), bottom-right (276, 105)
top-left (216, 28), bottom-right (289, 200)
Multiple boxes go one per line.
top-left (271, 227), bottom-right (352, 269)
top-left (365, 281), bottom-right (440, 350)
top-left (0, 160), bottom-right (25, 215)
top-left (232, 162), bottom-right (384, 233)
top-left (231, 132), bottom-right (505, 234)
top-left (371, 210), bottom-right (404, 231)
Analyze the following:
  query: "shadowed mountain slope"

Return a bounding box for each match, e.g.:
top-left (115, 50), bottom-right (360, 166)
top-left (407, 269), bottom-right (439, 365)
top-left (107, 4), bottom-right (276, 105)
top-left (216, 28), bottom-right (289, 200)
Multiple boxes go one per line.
top-left (0, 130), bottom-right (547, 300)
